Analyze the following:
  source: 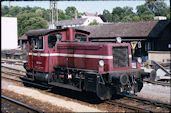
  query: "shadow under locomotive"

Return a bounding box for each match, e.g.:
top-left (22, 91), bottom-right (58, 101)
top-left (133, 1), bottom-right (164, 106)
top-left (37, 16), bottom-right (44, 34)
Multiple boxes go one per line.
top-left (20, 76), bottom-right (103, 104)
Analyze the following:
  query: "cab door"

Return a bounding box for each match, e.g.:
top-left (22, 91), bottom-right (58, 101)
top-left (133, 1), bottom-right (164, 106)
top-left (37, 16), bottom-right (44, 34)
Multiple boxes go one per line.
top-left (30, 36), bottom-right (45, 71)
top-left (47, 32), bottom-right (62, 72)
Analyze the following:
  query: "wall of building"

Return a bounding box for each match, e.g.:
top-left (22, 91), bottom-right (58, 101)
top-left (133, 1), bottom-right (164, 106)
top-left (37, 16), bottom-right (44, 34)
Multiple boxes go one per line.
top-left (82, 16), bottom-right (104, 26)
top-left (148, 51), bottom-right (170, 62)
top-left (1, 17), bottom-right (18, 50)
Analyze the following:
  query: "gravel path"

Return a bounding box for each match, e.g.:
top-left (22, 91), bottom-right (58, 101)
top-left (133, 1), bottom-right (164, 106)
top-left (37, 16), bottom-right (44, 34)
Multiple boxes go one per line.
top-left (136, 82), bottom-right (171, 103)
top-left (2, 81), bottom-right (105, 112)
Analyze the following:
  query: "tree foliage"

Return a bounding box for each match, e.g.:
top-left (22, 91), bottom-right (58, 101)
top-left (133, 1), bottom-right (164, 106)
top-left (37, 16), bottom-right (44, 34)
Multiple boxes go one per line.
top-left (65, 6), bottom-right (77, 19)
top-left (145, 0), bottom-right (167, 15)
top-left (102, 0), bottom-right (169, 22)
top-left (103, 9), bottom-right (112, 22)
top-left (89, 19), bottom-right (99, 25)
top-left (1, 5), bottom-right (80, 37)
top-left (1, 0), bottom-right (170, 37)
top-left (17, 12), bottom-right (48, 37)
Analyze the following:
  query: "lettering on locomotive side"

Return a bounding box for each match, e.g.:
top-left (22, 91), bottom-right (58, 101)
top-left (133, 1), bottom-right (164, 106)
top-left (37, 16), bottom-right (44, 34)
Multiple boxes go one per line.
top-left (36, 61), bottom-right (42, 64)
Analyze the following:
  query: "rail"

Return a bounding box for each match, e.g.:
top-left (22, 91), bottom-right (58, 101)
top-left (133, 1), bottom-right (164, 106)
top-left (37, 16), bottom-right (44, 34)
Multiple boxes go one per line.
top-left (1, 65), bottom-right (26, 73)
top-left (143, 79), bottom-right (171, 87)
top-left (2, 95), bottom-right (43, 113)
top-left (105, 92), bottom-right (171, 112)
top-left (105, 100), bottom-right (152, 112)
top-left (1, 71), bottom-right (49, 89)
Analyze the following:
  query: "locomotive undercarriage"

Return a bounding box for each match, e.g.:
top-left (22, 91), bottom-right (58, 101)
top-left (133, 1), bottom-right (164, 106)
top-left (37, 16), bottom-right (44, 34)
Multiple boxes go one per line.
top-left (48, 66), bottom-right (144, 100)
top-left (24, 64), bottom-right (144, 100)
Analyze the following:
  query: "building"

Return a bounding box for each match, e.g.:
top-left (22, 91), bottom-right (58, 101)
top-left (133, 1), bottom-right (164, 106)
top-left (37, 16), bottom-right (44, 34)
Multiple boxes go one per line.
top-left (55, 12), bottom-right (104, 29)
top-left (154, 16), bottom-right (167, 20)
top-left (18, 34), bottom-right (27, 49)
top-left (76, 20), bottom-right (171, 60)
top-left (19, 20), bottom-right (170, 62)
top-left (1, 17), bottom-right (18, 50)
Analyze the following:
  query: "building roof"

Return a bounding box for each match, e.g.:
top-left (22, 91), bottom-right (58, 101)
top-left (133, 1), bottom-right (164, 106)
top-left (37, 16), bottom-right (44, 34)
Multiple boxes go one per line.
top-left (82, 12), bottom-right (98, 16)
top-left (56, 18), bottom-right (87, 26)
top-left (19, 34), bottom-right (27, 40)
top-left (75, 20), bottom-right (170, 38)
top-left (19, 28), bottom-right (89, 40)
top-left (25, 28), bottom-right (69, 37)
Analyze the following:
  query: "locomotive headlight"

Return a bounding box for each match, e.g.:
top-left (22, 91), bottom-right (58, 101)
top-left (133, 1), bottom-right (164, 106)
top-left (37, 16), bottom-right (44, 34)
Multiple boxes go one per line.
top-left (137, 57), bottom-right (142, 63)
top-left (116, 37), bottom-right (122, 43)
top-left (99, 60), bottom-right (104, 67)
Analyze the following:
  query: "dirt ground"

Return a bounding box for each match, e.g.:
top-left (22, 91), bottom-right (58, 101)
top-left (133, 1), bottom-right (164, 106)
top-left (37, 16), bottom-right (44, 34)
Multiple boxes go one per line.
top-left (1, 89), bottom-right (72, 112)
top-left (1, 78), bottom-right (128, 112)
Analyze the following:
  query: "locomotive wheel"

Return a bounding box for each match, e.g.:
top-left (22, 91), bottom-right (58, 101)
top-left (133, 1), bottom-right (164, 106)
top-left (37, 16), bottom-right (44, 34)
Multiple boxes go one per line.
top-left (120, 73), bottom-right (129, 86)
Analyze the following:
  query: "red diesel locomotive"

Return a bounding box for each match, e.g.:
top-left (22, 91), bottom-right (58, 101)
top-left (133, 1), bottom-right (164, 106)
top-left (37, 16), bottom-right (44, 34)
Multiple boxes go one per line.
top-left (24, 28), bottom-right (148, 100)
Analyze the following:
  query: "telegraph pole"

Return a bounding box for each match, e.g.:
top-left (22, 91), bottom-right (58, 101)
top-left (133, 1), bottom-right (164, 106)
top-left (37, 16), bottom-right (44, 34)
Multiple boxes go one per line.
top-left (49, 1), bottom-right (58, 29)
top-left (8, 1), bottom-right (11, 8)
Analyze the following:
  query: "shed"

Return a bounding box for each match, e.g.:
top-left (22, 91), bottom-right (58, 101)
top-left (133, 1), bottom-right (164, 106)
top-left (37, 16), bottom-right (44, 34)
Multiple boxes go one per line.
top-left (76, 20), bottom-right (171, 58)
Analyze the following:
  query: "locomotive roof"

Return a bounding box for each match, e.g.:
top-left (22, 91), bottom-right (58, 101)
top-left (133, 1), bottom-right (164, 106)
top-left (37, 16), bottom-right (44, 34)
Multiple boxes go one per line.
top-left (25, 28), bottom-right (90, 37)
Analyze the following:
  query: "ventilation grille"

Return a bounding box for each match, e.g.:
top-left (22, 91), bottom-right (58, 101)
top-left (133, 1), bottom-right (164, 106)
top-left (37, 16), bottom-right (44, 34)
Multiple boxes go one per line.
top-left (113, 47), bottom-right (129, 68)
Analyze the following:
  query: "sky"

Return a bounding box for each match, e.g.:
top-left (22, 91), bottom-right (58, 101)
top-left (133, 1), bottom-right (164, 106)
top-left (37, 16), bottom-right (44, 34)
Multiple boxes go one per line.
top-left (1, 1), bottom-right (170, 14)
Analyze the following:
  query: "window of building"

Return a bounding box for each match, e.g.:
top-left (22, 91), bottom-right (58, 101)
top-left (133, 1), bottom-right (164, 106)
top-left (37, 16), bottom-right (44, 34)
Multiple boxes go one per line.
top-left (48, 33), bottom-right (62, 48)
top-left (145, 42), bottom-right (151, 51)
top-left (75, 34), bottom-right (87, 42)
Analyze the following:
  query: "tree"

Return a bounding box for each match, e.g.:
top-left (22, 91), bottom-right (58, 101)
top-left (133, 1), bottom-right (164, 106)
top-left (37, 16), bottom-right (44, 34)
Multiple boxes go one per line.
top-left (103, 9), bottom-right (112, 22)
top-left (58, 9), bottom-right (66, 20)
top-left (136, 4), bottom-right (154, 21)
top-left (1, 6), bottom-right (9, 16)
top-left (136, 5), bottom-right (150, 16)
top-left (89, 19), bottom-right (99, 25)
top-left (65, 6), bottom-right (77, 19)
top-left (140, 12), bottom-right (154, 21)
top-left (112, 7), bottom-right (125, 22)
top-left (7, 6), bottom-right (22, 17)
top-left (166, 13), bottom-right (170, 19)
top-left (35, 9), bottom-right (43, 17)
top-left (156, 7), bottom-right (170, 17)
top-left (42, 9), bottom-right (51, 21)
top-left (123, 6), bottom-right (135, 16)
top-left (145, 0), bottom-right (168, 16)
top-left (122, 16), bottom-right (132, 22)
top-left (112, 6), bottom-right (136, 22)
top-left (4, 14), bottom-right (12, 17)
top-left (17, 13), bottom-right (48, 37)
top-left (132, 16), bottom-right (141, 22)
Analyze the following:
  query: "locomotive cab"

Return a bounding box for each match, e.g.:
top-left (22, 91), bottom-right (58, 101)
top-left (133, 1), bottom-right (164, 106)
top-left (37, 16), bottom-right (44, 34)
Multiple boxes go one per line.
top-left (24, 28), bottom-right (89, 80)
top-left (24, 28), bottom-right (149, 100)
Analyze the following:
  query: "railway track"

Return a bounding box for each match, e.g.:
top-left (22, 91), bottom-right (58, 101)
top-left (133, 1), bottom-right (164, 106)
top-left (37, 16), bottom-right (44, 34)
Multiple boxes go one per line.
top-left (1, 65), bottom-right (171, 112)
top-left (1, 59), bottom-right (24, 66)
top-left (1, 71), bottom-right (49, 89)
top-left (1, 95), bottom-right (43, 113)
top-left (2, 70), bottom-right (171, 112)
top-left (144, 79), bottom-right (171, 87)
top-left (1, 65), bottom-right (25, 73)
top-left (106, 93), bottom-right (171, 112)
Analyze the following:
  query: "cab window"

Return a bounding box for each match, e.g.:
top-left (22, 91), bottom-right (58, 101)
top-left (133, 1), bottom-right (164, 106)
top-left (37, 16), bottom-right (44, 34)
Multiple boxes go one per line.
top-left (29, 36), bottom-right (43, 50)
top-left (75, 34), bottom-right (87, 42)
top-left (48, 33), bottom-right (62, 48)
